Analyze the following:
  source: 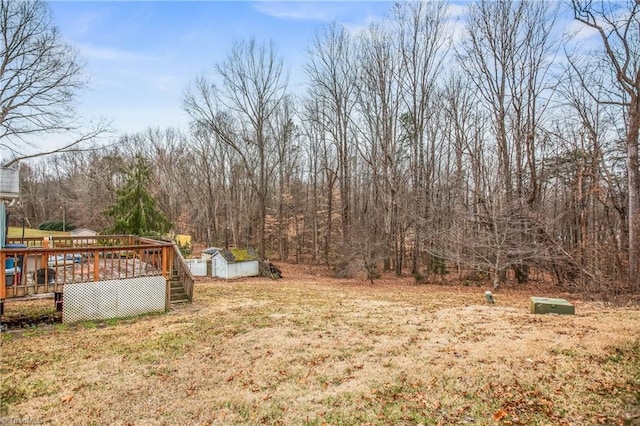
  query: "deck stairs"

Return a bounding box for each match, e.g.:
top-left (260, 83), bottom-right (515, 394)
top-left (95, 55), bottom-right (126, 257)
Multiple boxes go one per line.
top-left (169, 268), bottom-right (190, 304)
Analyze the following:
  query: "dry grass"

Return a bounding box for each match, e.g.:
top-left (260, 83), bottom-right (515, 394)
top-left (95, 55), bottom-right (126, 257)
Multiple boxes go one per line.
top-left (1, 265), bottom-right (639, 425)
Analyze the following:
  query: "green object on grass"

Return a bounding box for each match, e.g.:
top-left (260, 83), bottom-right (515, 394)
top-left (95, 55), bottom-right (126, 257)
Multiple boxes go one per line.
top-left (530, 297), bottom-right (575, 315)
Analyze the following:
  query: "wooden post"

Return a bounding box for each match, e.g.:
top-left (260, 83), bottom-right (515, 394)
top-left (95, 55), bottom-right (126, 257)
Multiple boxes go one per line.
top-left (93, 251), bottom-right (100, 282)
top-left (163, 246), bottom-right (174, 311)
top-left (165, 277), bottom-right (171, 311)
top-left (0, 250), bottom-right (6, 299)
top-left (162, 246), bottom-right (170, 279)
top-left (55, 292), bottom-right (63, 311)
top-left (41, 238), bottom-right (48, 279)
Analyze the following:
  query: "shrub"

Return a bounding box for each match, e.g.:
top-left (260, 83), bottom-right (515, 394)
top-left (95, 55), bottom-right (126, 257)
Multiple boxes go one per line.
top-left (364, 260), bottom-right (380, 283)
top-left (428, 256), bottom-right (448, 277)
top-left (178, 241), bottom-right (192, 257)
top-left (413, 270), bottom-right (426, 284)
top-left (38, 221), bottom-right (76, 231)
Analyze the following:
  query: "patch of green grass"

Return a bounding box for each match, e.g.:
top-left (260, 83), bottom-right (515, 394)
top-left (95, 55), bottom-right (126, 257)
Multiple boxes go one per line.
top-left (68, 311), bottom-right (166, 330)
top-left (81, 321), bottom-right (98, 329)
top-left (0, 380), bottom-right (27, 415)
top-left (52, 323), bottom-right (68, 332)
top-left (135, 332), bottom-right (194, 359)
top-left (0, 378), bottom-right (57, 415)
top-left (22, 327), bottom-right (43, 338)
top-left (105, 318), bottom-right (120, 326)
top-left (7, 227), bottom-right (69, 238)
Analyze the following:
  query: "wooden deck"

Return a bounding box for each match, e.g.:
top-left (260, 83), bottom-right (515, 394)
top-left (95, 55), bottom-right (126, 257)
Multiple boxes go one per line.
top-left (1, 235), bottom-right (193, 306)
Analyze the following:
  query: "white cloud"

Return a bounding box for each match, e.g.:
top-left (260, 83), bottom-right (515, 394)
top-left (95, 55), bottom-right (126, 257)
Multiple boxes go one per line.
top-left (342, 13), bottom-right (381, 37)
top-left (151, 74), bottom-right (181, 93)
top-left (253, 0), bottom-right (393, 24)
top-left (253, 1), bottom-right (336, 21)
top-left (75, 43), bottom-right (155, 62)
top-left (564, 19), bottom-right (600, 42)
top-left (446, 12), bottom-right (467, 49)
top-left (445, 3), bottom-right (467, 19)
top-left (66, 11), bottom-right (103, 38)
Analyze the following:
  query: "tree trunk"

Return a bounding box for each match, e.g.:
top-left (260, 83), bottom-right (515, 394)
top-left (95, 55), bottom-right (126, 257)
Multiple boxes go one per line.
top-left (627, 95), bottom-right (640, 290)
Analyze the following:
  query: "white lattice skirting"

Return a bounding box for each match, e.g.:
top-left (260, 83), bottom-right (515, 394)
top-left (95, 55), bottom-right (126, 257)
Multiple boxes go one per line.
top-left (62, 276), bottom-right (166, 323)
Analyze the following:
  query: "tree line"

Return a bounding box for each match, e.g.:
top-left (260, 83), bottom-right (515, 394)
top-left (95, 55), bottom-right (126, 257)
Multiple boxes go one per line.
top-left (7, 0), bottom-right (640, 292)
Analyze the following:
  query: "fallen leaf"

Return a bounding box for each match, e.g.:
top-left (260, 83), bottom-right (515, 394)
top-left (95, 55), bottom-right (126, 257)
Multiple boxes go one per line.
top-left (493, 409), bottom-right (507, 421)
top-left (61, 394), bottom-right (74, 403)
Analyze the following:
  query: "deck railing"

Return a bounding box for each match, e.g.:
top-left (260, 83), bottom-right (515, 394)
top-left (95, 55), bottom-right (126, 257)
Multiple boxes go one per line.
top-left (0, 235), bottom-right (176, 300)
top-left (6, 235), bottom-right (137, 248)
top-left (171, 241), bottom-right (194, 302)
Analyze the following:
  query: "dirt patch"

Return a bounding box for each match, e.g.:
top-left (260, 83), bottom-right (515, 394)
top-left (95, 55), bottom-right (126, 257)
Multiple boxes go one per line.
top-left (1, 268), bottom-right (639, 425)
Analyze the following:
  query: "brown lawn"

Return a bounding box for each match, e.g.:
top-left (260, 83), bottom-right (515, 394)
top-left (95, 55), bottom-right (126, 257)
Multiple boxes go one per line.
top-left (1, 264), bottom-right (639, 425)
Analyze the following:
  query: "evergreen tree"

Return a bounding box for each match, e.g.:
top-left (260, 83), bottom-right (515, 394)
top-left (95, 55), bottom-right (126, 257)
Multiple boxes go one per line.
top-left (103, 155), bottom-right (171, 236)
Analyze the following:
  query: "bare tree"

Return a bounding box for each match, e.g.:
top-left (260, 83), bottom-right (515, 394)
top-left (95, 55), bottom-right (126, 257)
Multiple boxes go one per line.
top-left (440, 74), bottom-right (484, 276)
top-left (184, 38), bottom-right (288, 258)
top-left (305, 23), bottom-right (356, 249)
top-left (458, 0), bottom-right (559, 284)
top-left (269, 96), bottom-right (300, 261)
top-left (186, 125), bottom-right (235, 246)
top-left (553, 57), bottom-right (628, 285)
top-left (570, 0), bottom-right (640, 290)
top-left (17, 145), bottom-right (125, 230)
top-left (354, 22), bottom-right (406, 275)
top-left (0, 0), bottom-right (107, 165)
top-left (458, 0), bottom-right (558, 204)
top-left (392, 0), bottom-right (450, 275)
top-left (300, 99), bottom-right (323, 262)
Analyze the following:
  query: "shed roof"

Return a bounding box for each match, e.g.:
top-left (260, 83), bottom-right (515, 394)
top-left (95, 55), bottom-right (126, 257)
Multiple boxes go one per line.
top-left (215, 248), bottom-right (259, 263)
top-left (203, 247), bottom-right (222, 255)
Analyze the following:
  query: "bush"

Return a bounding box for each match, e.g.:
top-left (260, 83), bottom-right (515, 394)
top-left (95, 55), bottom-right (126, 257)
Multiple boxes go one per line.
top-left (364, 260), bottom-right (380, 283)
top-left (38, 221), bottom-right (76, 231)
top-left (428, 256), bottom-right (448, 277)
top-left (413, 270), bottom-right (426, 284)
top-left (333, 260), bottom-right (355, 278)
top-left (178, 242), bottom-right (192, 257)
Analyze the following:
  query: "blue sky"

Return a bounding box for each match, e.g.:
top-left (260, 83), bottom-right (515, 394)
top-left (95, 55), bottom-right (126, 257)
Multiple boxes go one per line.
top-left (46, 1), bottom-right (396, 143)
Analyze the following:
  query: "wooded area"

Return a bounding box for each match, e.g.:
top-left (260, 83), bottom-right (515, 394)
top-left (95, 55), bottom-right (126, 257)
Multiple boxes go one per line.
top-left (8, 0), bottom-right (640, 293)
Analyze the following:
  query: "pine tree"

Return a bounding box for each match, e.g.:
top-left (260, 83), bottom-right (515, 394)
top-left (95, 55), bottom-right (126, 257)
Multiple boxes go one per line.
top-left (103, 155), bottom-right (171, 236)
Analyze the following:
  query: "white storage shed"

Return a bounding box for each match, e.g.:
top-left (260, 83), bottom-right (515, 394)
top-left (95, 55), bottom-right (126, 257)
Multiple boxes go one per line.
top-left (210, 248), bottom-right (259, 279)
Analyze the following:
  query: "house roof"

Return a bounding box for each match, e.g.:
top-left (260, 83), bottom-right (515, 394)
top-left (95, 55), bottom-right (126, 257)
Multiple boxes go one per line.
top-left (70, 227), bottom-right (97, 235)
top-left (215, 248), bottom-right (259, 263)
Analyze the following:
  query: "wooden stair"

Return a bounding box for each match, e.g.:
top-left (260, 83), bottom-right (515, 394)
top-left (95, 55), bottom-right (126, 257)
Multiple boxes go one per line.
top-left (167, 242), bottom-right (194, 306)
top-left (169, 269), bottom-right (190, 305)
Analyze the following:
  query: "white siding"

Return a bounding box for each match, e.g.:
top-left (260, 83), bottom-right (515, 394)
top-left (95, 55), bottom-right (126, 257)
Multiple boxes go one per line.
top-left (70, 228), bottom-right (98, 237)
top-left (0, 167), bottom-right (19, 198)
top-left (211, 255), bottom-right (227, 278)
top-left (210, 253), bottom-right (258, 279)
